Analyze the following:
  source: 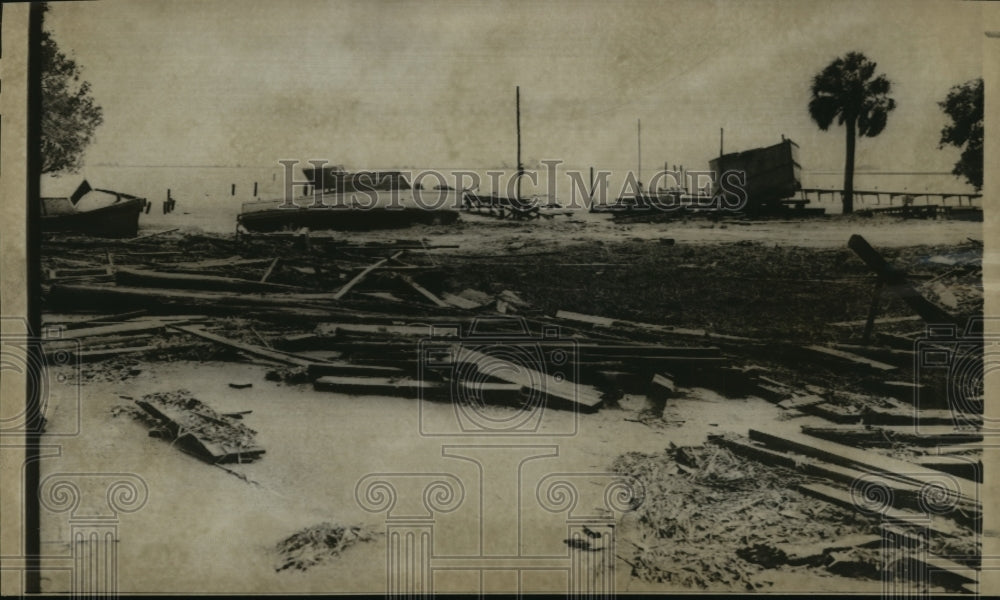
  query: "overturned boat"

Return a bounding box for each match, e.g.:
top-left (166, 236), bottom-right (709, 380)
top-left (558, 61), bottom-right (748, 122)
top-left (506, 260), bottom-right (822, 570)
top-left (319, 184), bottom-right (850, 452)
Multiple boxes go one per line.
top-left (237, 167), bottom-right (460, 232)
top-left (41, 180), bottom-right (146, 238)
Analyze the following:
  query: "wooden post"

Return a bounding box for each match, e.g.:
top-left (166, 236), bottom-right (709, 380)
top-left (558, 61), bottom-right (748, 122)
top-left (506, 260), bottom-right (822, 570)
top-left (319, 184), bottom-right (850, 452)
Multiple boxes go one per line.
top-left (719, 127), bottom-right (724, 156)
top-left (253, 182), bottom-right (258, 197)
top-left (862, 278), bottom-right (884, 345)
top-left (637, 118), bottom-right (642, 191)
top-left (589, 166), bottom-right (594, 199)
top-left (231, 184), bottom-right (236, 196)
top-left (516, 86), bottom-right (522, 201)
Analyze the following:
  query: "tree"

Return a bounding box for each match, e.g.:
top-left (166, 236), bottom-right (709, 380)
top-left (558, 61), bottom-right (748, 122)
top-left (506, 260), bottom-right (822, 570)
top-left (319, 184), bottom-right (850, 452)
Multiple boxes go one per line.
top-left (808, 52), bottom-right (896, 214)
top-left (40, 5), bottom-right (103, 175)
top-left (938, 78), bottom-right (982, 191)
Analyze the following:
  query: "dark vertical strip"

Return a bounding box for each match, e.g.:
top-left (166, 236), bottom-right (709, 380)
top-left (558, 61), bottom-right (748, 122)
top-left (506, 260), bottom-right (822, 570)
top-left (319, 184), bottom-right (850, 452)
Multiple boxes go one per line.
top-left (25, 2), bottom-right (45, 594)
top-left (515, 86), bottom-right (521, 201)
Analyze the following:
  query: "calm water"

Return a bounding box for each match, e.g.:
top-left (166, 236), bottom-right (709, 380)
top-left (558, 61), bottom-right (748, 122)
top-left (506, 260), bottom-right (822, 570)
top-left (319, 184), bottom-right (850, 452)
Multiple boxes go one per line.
top-left (42, 165), bottom-right (979, 233)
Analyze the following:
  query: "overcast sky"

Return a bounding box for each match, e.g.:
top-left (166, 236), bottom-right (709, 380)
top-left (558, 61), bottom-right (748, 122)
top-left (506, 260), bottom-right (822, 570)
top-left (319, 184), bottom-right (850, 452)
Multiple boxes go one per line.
top-left (46, 0), bottom-right (984, 176)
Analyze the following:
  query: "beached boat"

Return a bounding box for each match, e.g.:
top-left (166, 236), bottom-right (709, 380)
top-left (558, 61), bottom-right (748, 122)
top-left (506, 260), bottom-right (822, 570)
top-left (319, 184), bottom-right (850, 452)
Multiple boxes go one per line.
top-left (41, 180), bottom-right (146, 238)
top-left (237, 169), bottom-right (460, 233)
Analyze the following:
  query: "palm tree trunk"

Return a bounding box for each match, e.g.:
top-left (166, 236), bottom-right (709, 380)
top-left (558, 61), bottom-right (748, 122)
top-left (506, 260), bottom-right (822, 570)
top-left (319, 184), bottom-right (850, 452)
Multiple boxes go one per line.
top-left (843, 117), bottom-right (857, 214)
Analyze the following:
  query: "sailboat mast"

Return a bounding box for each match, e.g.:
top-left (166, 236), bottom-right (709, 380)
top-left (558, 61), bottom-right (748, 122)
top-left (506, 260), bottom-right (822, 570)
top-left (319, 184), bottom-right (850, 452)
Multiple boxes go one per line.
top-left (516, 86), bottom-right (522, 200)
top-left (637, 118), bottom-right (642, 192)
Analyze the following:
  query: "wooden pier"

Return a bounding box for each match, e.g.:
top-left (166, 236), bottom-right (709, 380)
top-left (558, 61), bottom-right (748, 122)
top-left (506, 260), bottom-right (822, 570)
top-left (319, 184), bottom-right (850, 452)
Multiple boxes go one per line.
top-left (798, 188), bottom-right (981, 208)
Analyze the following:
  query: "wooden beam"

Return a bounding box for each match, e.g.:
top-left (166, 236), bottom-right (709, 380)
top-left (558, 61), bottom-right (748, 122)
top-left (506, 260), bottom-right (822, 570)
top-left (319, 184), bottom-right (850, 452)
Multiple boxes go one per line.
top-left (398, 274), bottom-right (450, 308)
top-left (169, 325), bottom-right (320, 367)
top-left (554, 309), bottom-right (754, 343)
top-left (116, 267), bottom-right (302, 294)
top-left (799, 425), bottom-right (982, 447)
top-left (848, 235), bottom-right (960, 326)
top-left (799, 483), bottom-right (970, 539)
top-left (449, 346), bottom-right (604, 410)
top-left (802, 344), bottom-right (898, 372)
top-left (332, 250), bottom-right (405, 300)
top-left (750, 429), bottom-right (979, 506)
top-left (44, 319), bottom-right (171, 341)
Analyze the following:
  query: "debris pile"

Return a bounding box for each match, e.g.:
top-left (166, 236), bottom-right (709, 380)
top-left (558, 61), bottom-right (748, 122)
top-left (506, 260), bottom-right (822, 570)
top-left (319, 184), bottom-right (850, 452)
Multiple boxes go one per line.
top-left (274, 523), bottom-right (377, 572)
top-left (131, 389), bottom-right (265, 464)
top-left (613, 443), bottom-right (876, 590)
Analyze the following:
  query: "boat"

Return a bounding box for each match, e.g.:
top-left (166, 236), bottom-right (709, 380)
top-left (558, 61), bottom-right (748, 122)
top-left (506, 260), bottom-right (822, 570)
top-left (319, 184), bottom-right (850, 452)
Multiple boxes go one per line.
top-left (40, 180), bottom-right (146, 238)
top-left (236, 169), bottom-right (460, 233)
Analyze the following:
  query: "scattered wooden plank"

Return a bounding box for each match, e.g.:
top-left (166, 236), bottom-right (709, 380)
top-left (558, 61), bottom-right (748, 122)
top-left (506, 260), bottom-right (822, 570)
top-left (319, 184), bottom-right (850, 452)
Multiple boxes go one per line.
top-left (649, 373), bottom-right (677, 398)
top-left (777, 395), bottom-right (826, 410)
top-left (116, 267), bottom-right (302, 294)
top-left (169, 325), bottom-right (321, 367)
top-left (397, 274), bottom-right (450, 308)
top-left (802, 345), bottom-right (898, 372)
top-left (44, 319), bottom-right (171, 341)
top-left (862, 406), bottom-right (978, 427)
top-left (713, 435), bottom-right (977, 525)
top-left (315, 322), bottom-right (453, 338)
top-left (799, 425), bottom-right (982, 447)
top-left (750, 429), bottom-right (979, 506)
top-left (750, 375), bottom-right (796, 403)
top-left (830, 343), bottom-right (915, 367)
top-left (306, 361), bottom-right (410, 379)
top-left (910, 455), bottom-right (981, 482)
top-left (865, 380), bottom-right (930, 406)
top-left (313, 375), bottom-right (525, 403)
top-left (260, 257), bottom-right (280, 283)
top-left (799, 483), bottom-right (968, 539)
top-left (554, 309), bottom-right (754, 343)
top-left (332, 250), bottom-right (405, 300)
top-left (829, 315), bottom-right (922, 328)
top-left (64, 345), bottom-right (159, 363)
top-left (448, 346), bottom-right (604, 410)
top-left (441, 292), bottom-right (482, 310)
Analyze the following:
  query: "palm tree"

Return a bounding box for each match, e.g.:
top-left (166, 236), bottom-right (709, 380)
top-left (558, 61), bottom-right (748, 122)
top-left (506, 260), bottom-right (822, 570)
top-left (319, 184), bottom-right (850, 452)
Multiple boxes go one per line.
top-left (808, 52), bottom-right (896, 214)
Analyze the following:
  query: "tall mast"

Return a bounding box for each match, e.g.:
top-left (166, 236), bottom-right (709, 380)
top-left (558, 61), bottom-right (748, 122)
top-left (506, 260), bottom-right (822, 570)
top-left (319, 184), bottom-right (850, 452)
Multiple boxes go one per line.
top-left (516, 86), bottom-right (522, 200)
top-left (637, 118), bottom-right (642, 191)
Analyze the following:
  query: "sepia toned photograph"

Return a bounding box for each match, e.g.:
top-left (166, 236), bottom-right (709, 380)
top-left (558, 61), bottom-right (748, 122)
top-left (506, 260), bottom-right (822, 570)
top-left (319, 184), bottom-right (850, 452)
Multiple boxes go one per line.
top-left (0, 0), bottom-right (997, 596)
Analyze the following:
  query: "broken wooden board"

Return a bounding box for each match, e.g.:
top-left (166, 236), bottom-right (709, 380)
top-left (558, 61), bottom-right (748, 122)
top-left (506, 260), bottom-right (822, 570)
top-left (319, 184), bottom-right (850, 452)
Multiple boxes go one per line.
top-left (332, 250), bottom-right (405, 300)
top-left (649, 373), bottom-right (677, 399)
top-left (711, 435), bottom-right (978, 524)
top-left (315, 322), bottom-right (459, 338)
top-left (441, 293), bottom-right (483, 310)
top-left (553, 309), bottom-right (755, 343)
top-left (115, 267), bottom-right (303, 294)
top-left (447, 346), bottom-right (604, 410)
top-left (801, 345), bottom-right (898, 373)
top-left (135, 400), bottom-right (265, 464)
top-left (799, 482), bottom-right (969, 539)
top-left (64, 345), bottom-right (160, 363)
top-left (830, 343), bottom-right (915, 368)
top-left (777, 395), bottom-right (826, 410)
top-left (751, 429), bottom-right (979, 507)
top-left (799, 425), bottom-right (982, 447)
top-left (170, 325), bottom-right (326, 367)
top-left (910, 455), bottom-right (982, 483)
top-left (829, 315), bottom-right (923, 328)
top-left (313, 375), bottom-right (525, 404)
top-left (43, 319), bottom-right (172, 341)
top-left (861, 406), bottom-right (979, 428)
top-left (306, 361), bottom-right (410, 379)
